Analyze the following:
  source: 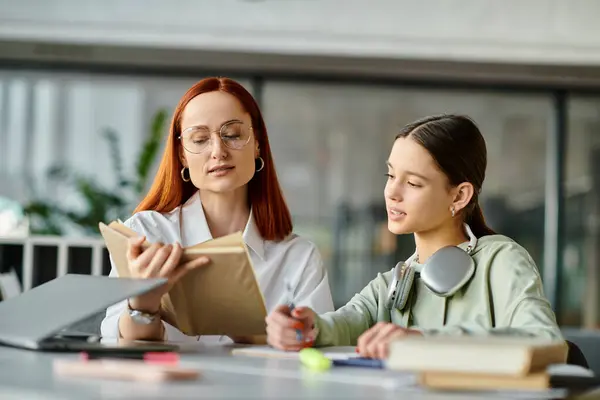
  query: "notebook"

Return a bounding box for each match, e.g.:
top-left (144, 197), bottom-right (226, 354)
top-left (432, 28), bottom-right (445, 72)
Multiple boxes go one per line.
top-left (99, 221), bottom-right (268, 338)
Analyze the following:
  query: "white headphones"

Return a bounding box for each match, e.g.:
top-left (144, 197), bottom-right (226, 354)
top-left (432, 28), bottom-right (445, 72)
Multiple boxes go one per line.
top-left (385, 223), bottom-right (478, 311)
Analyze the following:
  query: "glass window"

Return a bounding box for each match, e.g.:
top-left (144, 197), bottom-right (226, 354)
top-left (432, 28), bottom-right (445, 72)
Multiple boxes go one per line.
top-left (0, 70), bottom-right (251, 234)
top-left (263, 82), bottom-right (553, 306)
top-left (0, 70), bottom-right (250, 234)
top-left (563, 98), bottom-right (600, 328)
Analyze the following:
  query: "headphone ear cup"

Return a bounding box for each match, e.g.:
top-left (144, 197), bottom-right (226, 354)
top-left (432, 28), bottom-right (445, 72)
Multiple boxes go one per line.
top-left (395, 266), bottom-right (415, 311)
top-left (385, 262), bottom-right (404, 310)
top-left (420, 246), bottom-right (475, 297)
top-left (385, 262), bottom-right (415, 311)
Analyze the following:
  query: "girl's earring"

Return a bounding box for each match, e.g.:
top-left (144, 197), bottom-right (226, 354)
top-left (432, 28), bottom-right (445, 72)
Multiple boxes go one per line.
top-left (450, 206), bottom-right (456, 218)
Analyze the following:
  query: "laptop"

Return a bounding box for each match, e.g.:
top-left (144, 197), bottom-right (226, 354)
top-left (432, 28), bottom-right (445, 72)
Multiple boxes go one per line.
top-left (0, 274), bottom-right (176, 352)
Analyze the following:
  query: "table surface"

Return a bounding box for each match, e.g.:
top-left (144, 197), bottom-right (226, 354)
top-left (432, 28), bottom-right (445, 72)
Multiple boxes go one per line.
top-left (0, 343), bottom-right (598, 400)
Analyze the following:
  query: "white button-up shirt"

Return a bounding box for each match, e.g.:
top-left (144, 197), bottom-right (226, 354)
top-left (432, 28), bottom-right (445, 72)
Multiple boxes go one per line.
top-left (100, 192), bottom-right (334, 342)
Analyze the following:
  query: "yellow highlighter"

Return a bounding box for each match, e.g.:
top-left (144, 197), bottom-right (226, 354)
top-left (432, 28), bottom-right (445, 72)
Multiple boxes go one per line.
top-left (299, 348), bottom-right (332, 372)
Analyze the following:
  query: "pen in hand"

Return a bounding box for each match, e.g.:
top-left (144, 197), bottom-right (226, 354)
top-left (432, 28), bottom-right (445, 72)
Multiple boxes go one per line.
top-left (285, 281), bottom-right (303, 343)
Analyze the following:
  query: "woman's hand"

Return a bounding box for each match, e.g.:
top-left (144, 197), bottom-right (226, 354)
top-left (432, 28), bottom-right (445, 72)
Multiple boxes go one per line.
top-left (127, 236), bottom-right (210, 312)
top-left (356, 322), bottom-right (422, 360)
top-left (265, 305), bottom-right (318, 351)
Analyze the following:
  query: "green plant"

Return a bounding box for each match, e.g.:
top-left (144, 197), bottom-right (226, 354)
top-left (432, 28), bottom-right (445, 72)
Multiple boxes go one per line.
top-left (24, 110), bottom-right (168, 236)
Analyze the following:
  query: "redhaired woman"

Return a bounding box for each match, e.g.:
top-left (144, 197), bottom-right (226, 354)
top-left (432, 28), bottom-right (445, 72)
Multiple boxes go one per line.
top-left (100, 77), bottom-right (334, 342)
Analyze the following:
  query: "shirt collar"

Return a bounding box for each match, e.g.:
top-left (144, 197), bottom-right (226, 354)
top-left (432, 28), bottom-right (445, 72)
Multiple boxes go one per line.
top-left (242, 210), bottom-right (265, 261)
top-left (181, 191), bottom-right (265, 261)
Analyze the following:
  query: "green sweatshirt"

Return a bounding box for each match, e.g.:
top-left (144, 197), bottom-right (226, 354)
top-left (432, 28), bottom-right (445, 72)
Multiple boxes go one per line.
top-left (315, 235), bottom-right (563, 346)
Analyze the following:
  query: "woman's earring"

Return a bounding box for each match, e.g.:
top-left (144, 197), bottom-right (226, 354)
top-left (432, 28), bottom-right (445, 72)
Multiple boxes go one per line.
top-left (450, 206), bottom-right (456, 218)
top-left (181, 167), bottom-right (191, 182)
top-left (255, 157), bottom-right (265, 172)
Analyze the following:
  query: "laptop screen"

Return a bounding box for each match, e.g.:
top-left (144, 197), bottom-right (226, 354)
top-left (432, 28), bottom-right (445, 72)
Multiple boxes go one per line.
top-left (0, 274), bottom-right (166, 349)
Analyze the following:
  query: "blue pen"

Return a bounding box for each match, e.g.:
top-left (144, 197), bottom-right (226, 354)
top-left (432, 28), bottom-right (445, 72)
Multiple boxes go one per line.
top-left (332, 357), bottom-right (384, 369)
top-left (285, 281), bottom-right (303, 342)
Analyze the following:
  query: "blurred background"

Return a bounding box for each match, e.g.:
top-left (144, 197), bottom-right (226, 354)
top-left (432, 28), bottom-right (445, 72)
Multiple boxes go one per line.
top-left (0, 0), bottom-right (599, 332)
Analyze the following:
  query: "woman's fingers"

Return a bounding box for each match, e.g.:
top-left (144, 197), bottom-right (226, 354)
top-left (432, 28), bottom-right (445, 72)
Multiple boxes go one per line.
top-left (131, 243), bottom-right (162, 273)
top-left (357, 322), bottom-right (385, 357)
top-left (144, 244), bottom-right (172, 277)
top-left (266, 326), bottom-right (305, 351)
top-left (127, 238), bottom-right (210, 282)
top-left (357, 323), bottom-right (404, 359)
top-left (266, 307), bottom-right (303, 329)
top-left (157, 243), bottom-right (184, 277)
top-left (182, 255), bottom-right (211, 271)
top-left (372, 324), bottom-right (403, 359)
top-left (375, 329), bottom-right (407, 360)
top-left (290, 307), bottom-right (317, 342)
top-left (290, 307), bottom-right (314, 324)
top-left (364, 326), bottom-right (393, 359)
top-left (266, 321), bottom-right (304, 347)
top-left (265, 306), bottom-right (313, 351)
top-left (126, 236), bottom-right (146, 262)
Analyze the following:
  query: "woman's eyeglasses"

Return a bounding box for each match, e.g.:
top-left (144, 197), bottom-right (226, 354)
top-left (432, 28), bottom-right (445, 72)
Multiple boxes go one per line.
top-left (178, 120), bottom-right (252, 154)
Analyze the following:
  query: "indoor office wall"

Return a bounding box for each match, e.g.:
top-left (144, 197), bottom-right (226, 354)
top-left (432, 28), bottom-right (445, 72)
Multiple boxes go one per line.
top-left (262, 82), bottom-right (553, 306)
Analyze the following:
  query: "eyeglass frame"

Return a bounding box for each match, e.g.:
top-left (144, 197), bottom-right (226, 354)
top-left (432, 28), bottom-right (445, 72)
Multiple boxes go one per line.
top-left (177, 119), bottom-right (254, 154)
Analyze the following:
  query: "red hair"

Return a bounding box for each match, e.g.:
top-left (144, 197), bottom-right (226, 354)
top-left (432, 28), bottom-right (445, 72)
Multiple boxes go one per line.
top-left (134, 77), bottom-right (293, 241)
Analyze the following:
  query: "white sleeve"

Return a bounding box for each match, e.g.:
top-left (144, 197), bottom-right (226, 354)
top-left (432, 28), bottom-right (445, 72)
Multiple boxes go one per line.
top-left (99, 266), bottom-right (128, 339)
top-left (100, 269), bottom-right (195, 341)
top-left (293, 243), bottom-right (335, 314)
top-left (100, 214), bottom-right (138, 339)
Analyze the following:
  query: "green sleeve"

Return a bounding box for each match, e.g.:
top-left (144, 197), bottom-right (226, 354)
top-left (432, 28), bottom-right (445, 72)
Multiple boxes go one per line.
top-left (314, 273), bottom-right (389, 347)
top-left (422, 242), bottom-right (563, 340)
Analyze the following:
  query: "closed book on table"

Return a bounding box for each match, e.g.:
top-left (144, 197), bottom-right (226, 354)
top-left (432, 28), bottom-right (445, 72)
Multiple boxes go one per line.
top-left (387, 335), bottom-right (568, 376)
top-left (419, 371), bottom-right (551, 391)
top-left (419, 367), bottom-right (600, 393)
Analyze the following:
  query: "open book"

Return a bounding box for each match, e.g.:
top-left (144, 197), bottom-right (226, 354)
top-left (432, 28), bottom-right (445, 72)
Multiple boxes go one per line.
top-left (98, 221), bottom-right (268, 339)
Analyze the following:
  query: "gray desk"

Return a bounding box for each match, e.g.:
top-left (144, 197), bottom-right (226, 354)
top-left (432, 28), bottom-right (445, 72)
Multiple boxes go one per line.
top-left (0, 344), bottom-right (598, 400)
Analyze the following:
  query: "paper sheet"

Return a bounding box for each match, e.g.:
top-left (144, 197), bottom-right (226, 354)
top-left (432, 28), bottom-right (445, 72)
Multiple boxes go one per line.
top-left (231, 345), bottom-right (359, 360)
top-left (547, 364), bottom-right (595, 377)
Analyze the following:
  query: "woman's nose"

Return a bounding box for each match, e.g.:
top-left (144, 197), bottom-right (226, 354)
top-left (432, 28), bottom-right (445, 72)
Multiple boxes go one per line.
top-left (210, 135), bottom-right (228, 159)
top-left (385, 183), bottom-right (402, 202)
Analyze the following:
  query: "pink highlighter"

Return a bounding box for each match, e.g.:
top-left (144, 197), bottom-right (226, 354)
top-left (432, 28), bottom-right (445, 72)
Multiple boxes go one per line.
top-left (80, 351), bottom-right (180, 365)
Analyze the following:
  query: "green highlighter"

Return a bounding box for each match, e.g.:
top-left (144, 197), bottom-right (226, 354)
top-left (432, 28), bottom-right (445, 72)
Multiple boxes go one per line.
top-left (299, 348), bottom-right (332, 371)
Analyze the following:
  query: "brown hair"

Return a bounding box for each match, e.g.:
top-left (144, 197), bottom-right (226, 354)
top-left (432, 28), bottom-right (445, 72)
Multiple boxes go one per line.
top-left (396, 114), bottom-right (495, 238)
